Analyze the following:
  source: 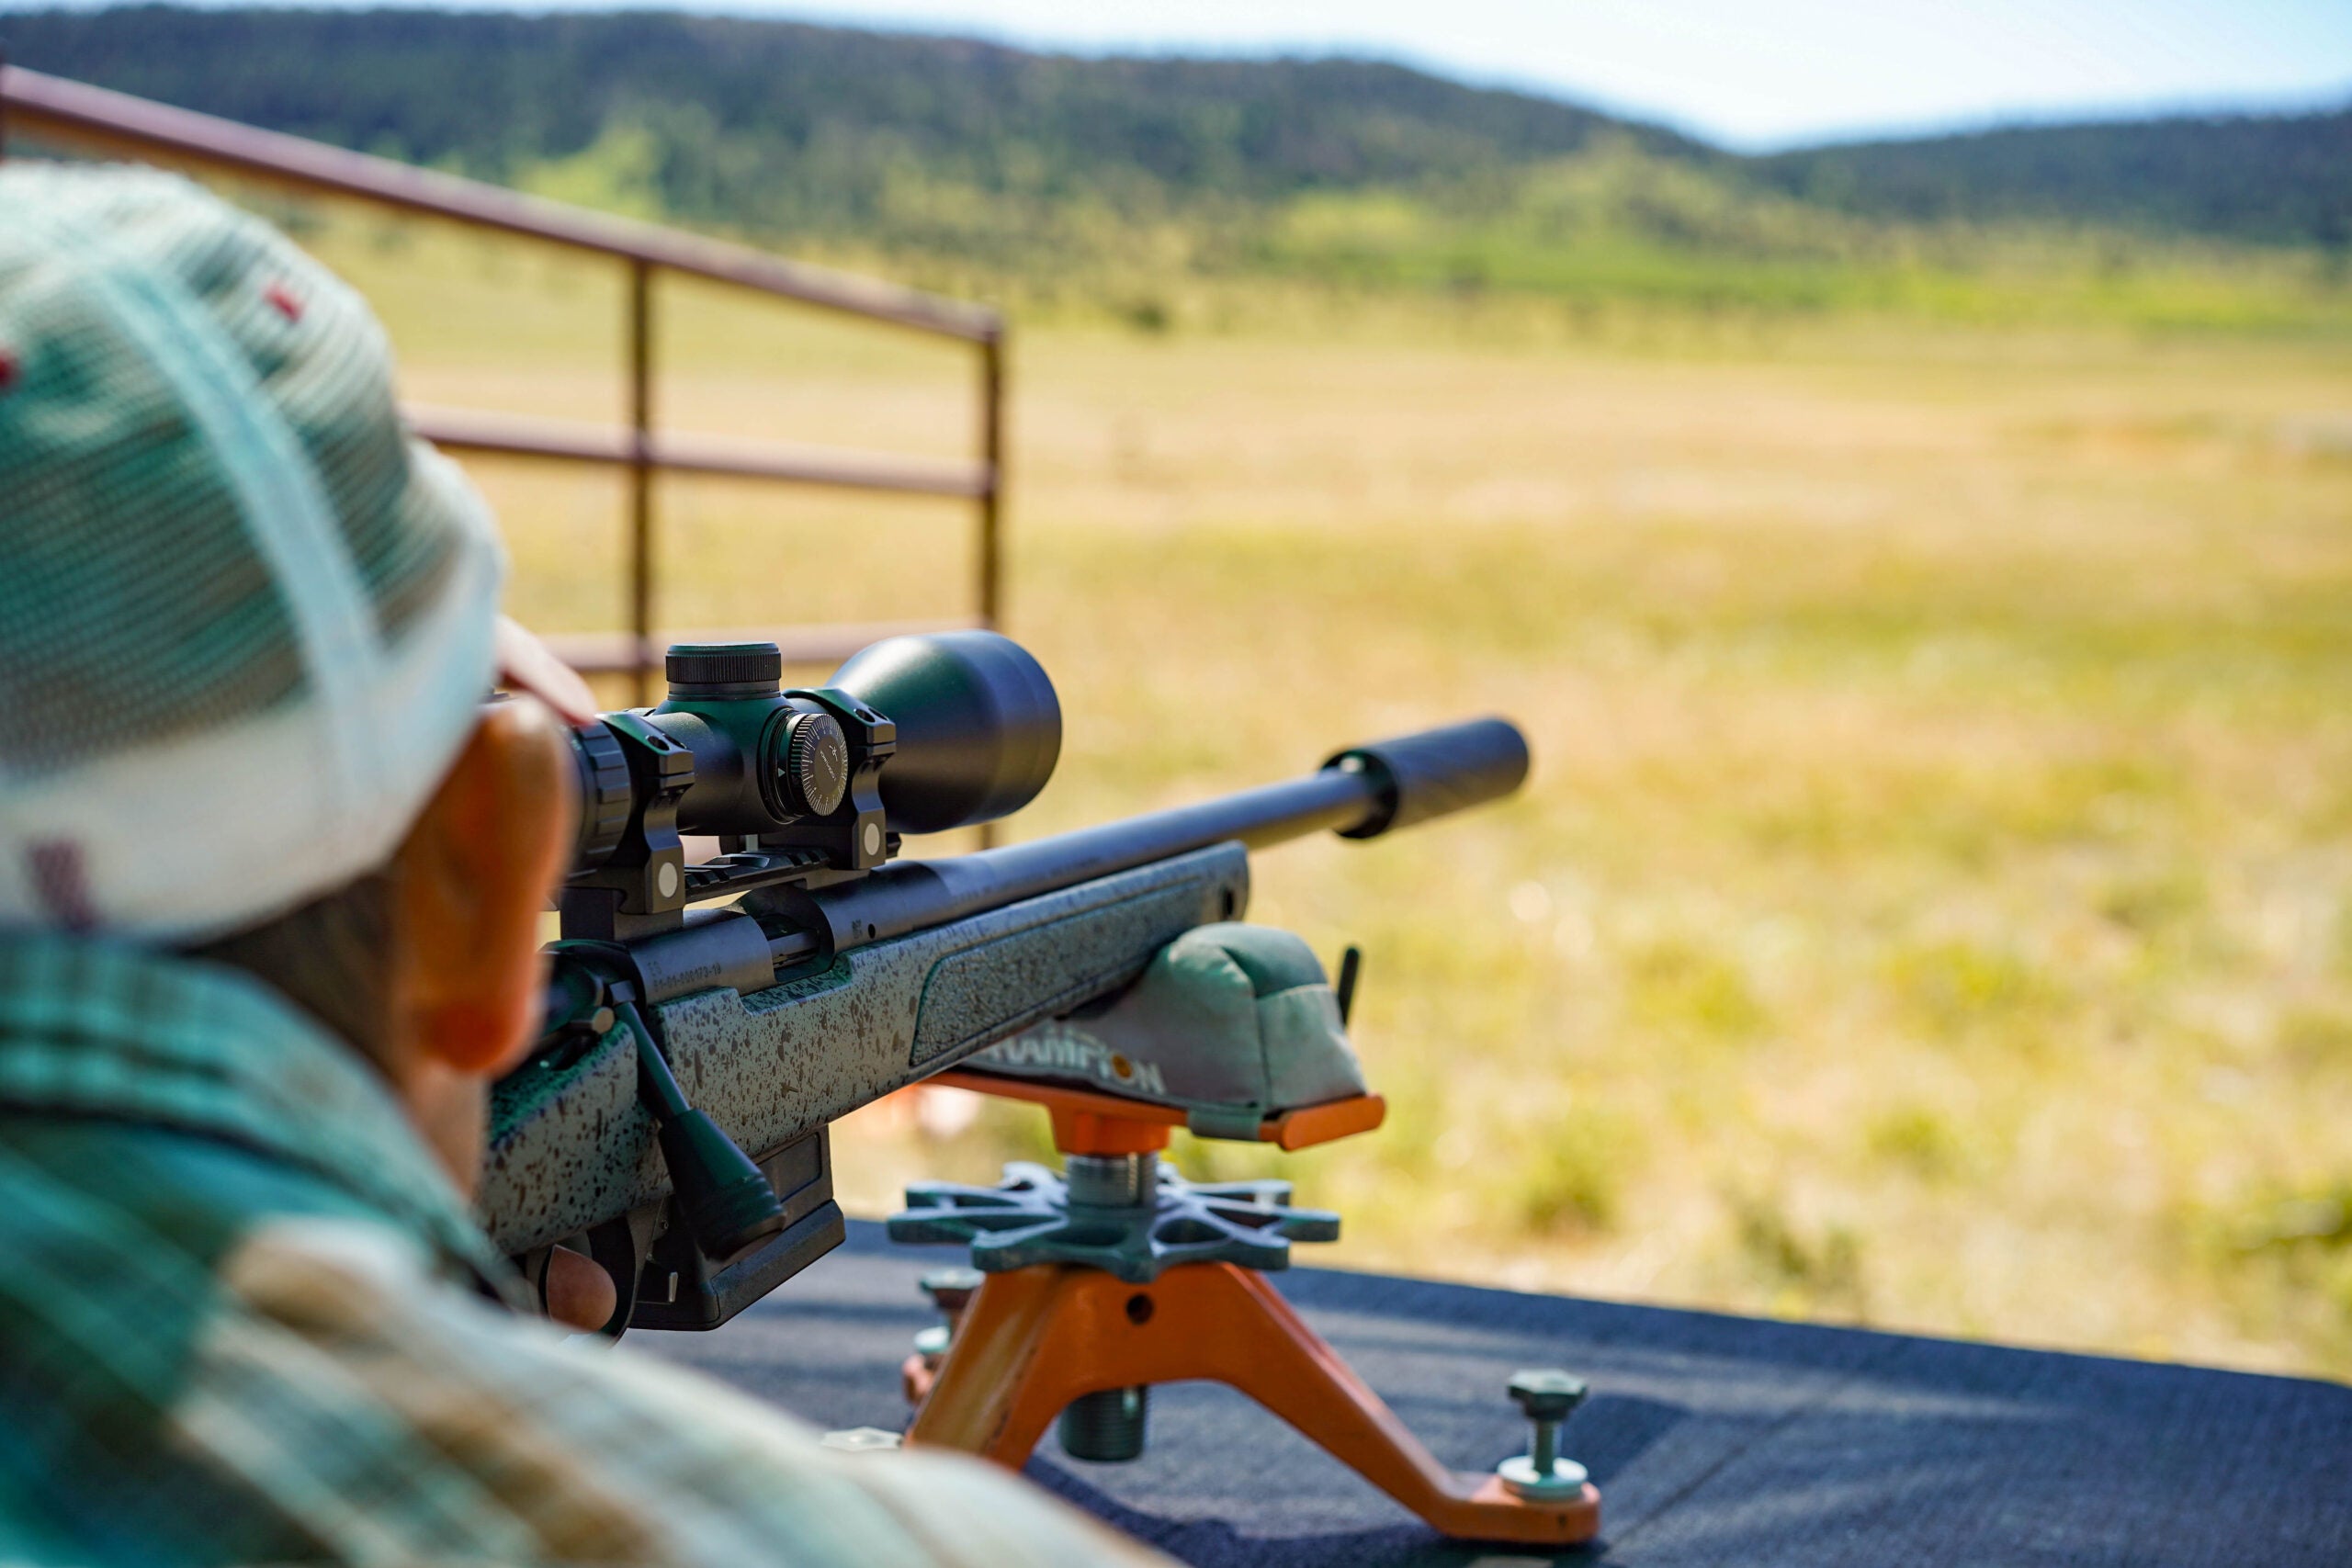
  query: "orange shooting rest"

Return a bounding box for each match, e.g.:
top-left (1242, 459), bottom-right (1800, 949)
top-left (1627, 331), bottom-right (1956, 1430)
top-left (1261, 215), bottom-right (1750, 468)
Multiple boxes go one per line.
top-left (899, 1067), bottom-right (1601, 1548)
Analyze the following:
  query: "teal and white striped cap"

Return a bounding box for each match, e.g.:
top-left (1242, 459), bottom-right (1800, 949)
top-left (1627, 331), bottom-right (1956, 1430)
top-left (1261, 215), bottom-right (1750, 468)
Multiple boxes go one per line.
top-left (0, 164), bottom-right (509, 941)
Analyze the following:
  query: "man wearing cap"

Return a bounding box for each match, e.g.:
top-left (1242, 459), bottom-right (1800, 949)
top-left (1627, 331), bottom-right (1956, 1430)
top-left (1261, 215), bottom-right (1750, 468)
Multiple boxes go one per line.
top-left (0, 164), bottom-right (1167, 1563)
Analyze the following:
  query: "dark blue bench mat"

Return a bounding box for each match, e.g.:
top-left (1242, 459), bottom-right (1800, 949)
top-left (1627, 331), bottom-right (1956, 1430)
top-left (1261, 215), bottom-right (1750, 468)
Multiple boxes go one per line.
top-left (643, 1221), bottom-right (2352, 1566)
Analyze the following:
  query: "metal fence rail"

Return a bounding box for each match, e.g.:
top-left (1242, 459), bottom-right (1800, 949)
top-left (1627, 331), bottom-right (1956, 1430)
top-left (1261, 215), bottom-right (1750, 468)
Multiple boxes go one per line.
top-left (0, 64), bottom-right (1005, 700)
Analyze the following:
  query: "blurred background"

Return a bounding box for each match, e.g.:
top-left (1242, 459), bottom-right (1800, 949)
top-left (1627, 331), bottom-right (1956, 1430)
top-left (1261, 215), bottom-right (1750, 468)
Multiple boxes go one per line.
top-left (6, 1), bottom-right (2348, 1378)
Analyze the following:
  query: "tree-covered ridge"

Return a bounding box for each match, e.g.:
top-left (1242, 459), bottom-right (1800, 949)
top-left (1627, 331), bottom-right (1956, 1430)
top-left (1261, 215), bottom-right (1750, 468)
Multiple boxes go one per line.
top-left (0, 9), bottom-right (1702, 213)
top-left (1757, 113), bottom-right (2352, 251)
top-left (2, 6), bottom-right (2345, 326)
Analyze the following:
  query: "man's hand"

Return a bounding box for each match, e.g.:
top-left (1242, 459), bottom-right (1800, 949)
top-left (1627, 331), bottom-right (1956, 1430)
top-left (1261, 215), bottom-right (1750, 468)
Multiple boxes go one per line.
top-left (542, 1245), bottom-right (620, 1333)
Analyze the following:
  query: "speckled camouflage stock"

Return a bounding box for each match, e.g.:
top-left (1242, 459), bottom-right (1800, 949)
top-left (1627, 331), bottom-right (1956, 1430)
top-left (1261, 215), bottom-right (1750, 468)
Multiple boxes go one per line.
top-left (481, 843), bottom-right (1250, 1254)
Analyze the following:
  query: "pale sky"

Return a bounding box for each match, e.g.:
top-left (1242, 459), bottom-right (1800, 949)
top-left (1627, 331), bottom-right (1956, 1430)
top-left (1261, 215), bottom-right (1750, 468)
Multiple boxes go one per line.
top-left (402, 0), bottom-right (2352, 149)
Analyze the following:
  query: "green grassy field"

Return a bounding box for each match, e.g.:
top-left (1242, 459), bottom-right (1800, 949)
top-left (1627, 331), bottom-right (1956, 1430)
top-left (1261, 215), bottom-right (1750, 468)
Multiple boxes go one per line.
top-left (299, 211), bottom-right (2352, 1382)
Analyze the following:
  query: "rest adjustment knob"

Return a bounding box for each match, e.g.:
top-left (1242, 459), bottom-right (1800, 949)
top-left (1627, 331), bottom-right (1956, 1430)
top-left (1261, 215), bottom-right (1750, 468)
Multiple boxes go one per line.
top-left (1498, 1368), bottom-right (1590, 1500)
top-left (781, 711), bottom-right (851, 818)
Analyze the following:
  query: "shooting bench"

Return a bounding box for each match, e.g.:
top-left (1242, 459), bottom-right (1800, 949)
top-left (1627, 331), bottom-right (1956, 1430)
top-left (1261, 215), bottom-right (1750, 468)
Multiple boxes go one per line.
top-left (651, 1217), bottom-right (2352, 1565)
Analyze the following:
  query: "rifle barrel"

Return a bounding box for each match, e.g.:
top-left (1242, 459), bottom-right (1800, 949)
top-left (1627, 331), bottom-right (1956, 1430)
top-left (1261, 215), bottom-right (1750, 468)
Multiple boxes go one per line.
top-left (797, 716), bottom-right (1528, 953)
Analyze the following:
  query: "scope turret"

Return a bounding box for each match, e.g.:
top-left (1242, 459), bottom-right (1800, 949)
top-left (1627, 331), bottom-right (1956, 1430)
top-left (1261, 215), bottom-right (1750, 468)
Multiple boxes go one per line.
top-left (644, 643), bottom-right (893, 847)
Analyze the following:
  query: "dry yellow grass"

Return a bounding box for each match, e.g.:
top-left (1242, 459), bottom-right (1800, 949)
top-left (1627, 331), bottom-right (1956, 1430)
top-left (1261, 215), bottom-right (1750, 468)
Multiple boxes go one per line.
top-left (316, 219), bottom-right (2352, 1381)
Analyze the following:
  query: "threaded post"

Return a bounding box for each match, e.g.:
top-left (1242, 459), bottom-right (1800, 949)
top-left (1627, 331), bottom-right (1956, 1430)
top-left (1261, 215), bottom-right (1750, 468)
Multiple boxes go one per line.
top-left (1064, 1152), bottom-right (1157, 1208)
top-left (1058, 1385), bottom-right (1149, 1462)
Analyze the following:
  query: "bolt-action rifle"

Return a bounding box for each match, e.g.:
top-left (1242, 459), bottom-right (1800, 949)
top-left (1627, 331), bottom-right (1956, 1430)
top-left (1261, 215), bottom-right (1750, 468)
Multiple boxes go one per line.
top-left (484, 632), bottom-right (1528, 1336)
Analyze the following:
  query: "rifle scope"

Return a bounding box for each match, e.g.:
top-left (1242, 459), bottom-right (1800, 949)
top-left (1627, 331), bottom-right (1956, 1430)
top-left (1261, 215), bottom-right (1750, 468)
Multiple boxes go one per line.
top-left (563, 631), bottom-right (1060, 911)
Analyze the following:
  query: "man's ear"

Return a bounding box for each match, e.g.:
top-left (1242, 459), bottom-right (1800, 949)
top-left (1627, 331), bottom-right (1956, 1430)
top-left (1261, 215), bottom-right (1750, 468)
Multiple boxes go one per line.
top-left (391, 700), bottom-right (578, 1077)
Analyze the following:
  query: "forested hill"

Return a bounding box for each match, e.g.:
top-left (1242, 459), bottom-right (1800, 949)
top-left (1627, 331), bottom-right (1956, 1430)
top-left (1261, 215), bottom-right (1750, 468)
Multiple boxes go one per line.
top-left (2, 5), bottom-right (2346, 318)
top-left (0, 7), bottom-right (1706, 216)
top-left (1758, 115), bottom-right (2352, 252)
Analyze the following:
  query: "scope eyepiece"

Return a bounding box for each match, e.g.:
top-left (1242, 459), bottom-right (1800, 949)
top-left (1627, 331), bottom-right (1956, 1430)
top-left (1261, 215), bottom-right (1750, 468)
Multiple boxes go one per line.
top-left (570, 719), bottom-right (633, 868)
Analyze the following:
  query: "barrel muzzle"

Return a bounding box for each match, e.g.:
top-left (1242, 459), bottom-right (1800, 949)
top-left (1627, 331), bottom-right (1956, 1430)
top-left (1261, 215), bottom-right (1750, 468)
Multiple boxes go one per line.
top-left (1325, 717), bottom-right (1532, 840)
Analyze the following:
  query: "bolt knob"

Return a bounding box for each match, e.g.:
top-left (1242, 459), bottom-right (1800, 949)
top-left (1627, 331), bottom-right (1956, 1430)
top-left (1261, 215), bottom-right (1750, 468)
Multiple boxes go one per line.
top-left (1508, 1368), bottom-right (1589, 1422)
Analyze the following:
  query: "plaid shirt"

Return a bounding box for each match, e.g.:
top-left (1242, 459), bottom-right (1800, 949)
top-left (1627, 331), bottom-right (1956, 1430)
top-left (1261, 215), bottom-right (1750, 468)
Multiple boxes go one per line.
top-left (0, 932), bottom-right (1159, 1566)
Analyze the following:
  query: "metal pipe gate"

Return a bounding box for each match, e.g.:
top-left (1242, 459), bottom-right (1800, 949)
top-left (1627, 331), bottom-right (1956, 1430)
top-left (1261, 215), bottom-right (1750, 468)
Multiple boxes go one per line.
top-left (0, 64), bottom-right (1007, 702)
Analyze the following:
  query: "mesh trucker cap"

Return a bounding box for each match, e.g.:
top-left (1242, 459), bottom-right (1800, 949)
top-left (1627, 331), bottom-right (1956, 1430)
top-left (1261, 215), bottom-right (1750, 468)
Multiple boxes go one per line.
top-left (0, 164), bottom-right (514, 942)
